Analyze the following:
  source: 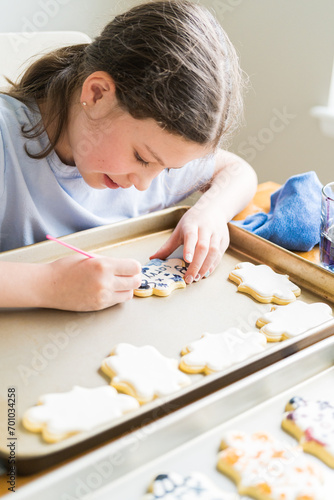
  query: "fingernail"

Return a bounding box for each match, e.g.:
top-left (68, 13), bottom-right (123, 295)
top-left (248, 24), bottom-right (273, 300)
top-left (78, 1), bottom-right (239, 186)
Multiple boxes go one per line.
top-left (194, 274), bottom-right (201, 282)
top-left (204, 271), bottom-right (210, 278)
top-left (185, 275), bottom-right (193, 284)
top-left (185, 253), bottom-right (193, 263)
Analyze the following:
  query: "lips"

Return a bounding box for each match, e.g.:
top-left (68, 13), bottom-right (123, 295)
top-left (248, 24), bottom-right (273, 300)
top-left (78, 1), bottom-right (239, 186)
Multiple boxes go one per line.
top-left (104, 174), bottom-right (121, 189)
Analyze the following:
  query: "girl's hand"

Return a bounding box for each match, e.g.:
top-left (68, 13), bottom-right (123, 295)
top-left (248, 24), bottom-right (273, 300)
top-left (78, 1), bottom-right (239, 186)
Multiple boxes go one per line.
top-left (150, 203), bottom-right (230, 283)
top-left (150, 150), bottom-right (258, 283)
top-left (40, 254), bottom-right (142, 311)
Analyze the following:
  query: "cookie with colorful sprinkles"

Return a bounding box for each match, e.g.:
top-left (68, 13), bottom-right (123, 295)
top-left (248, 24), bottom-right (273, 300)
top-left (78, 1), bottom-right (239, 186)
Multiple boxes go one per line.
top-left (282, 396), bottom-right (334, 468)
top-left (217, 430), bottom-right (324, 500)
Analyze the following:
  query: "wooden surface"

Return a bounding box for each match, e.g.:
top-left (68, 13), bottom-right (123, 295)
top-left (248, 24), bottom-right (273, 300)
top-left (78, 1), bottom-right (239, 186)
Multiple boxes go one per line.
top-left (0, 182), bottom-right (321, 495)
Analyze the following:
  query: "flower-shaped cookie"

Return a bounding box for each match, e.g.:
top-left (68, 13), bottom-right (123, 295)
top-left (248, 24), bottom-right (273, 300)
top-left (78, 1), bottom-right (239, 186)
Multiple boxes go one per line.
top-left (218, 431), bottom-right (324, 500)
top-left (101, 344), bottom-right (191, 404)
top-left (142, 472), bottom-right (237, 500)
top-left (256, 300), bottom-right (333, 341)
top-left (22, 385), bottom-right (139, 443)
top-left (229, 262), bottom-right (301, 304)
top-left (134, 258), bottom-right (187, 297)
top-left (282, 396), bottom-right (334, 468)
top-left (179, 328), bottom-right (267, 375)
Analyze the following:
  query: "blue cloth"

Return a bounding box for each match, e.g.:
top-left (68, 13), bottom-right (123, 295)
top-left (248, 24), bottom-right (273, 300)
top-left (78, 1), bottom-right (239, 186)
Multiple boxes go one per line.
top-left (233, 171), bottom-right (323, 252)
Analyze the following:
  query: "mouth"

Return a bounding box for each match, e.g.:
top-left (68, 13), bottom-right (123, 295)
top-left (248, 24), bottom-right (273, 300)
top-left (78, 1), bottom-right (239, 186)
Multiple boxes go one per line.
top-left (104, 174), bottom-right (121, 189)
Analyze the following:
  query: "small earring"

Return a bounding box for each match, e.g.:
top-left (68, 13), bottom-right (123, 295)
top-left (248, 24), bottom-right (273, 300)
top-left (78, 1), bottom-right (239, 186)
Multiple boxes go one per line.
top-left (81, 101), bottom-right (87, 106)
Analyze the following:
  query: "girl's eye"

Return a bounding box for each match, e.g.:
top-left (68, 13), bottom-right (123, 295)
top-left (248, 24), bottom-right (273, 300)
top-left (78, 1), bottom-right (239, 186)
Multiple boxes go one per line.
top-left (134, 150), bottom-right (149, 167)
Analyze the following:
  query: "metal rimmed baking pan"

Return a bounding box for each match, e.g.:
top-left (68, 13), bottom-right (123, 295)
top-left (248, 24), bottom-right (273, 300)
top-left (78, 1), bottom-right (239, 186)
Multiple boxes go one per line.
top-left (0, 206), bottom-right (333, 476)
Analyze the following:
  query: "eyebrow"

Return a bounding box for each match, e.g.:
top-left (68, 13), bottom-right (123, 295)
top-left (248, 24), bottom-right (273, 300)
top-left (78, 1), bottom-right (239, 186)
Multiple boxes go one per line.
top-left (144, 145), bottom-right (165, 167)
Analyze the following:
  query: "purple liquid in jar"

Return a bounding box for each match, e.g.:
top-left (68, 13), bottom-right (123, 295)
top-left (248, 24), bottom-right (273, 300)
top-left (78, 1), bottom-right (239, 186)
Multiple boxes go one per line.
top-left (320, 227), bottom-right (334, 270)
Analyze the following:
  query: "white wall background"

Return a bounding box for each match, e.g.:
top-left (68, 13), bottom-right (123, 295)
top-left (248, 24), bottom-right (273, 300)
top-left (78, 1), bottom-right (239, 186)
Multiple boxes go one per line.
top-left (1, 0), bottom-right (334, 185)
top-left (206, 0), bottom-right (334, 185)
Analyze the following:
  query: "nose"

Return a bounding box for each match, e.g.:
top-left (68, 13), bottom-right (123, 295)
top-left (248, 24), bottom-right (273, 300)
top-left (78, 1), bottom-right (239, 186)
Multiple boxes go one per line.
top-left (128, 170), bottom-right (160, 191)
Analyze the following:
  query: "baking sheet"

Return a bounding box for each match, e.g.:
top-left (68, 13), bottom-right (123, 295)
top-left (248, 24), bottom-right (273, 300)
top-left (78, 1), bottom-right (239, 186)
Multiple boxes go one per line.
top-left (85, 337), bottom-right (334, 500)
top-left (0, 207), bottom-right (333, 474)
top-left (10, 334), bottom-right (334, 500)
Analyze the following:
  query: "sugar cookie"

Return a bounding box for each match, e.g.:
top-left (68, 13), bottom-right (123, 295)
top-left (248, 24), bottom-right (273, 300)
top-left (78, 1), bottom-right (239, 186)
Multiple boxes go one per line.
top-left (282, 396), bottom-right (334, 468)
top-left (228, 262), bottom-right (301, 304)
top-left (142, 472), bottom-right (238, 500)
top-left (256, 300), bottom-right (333, 342)
top-left (22, 385), bottom-right (139, 443)
top-left (134, 258), bottom-right (187, 297)
top-left (217, 431), bottom-right (324, 500)
top-left (179, 328), bottom-right (267, 375)
top-left (101, 344), bottom-right (191, 404)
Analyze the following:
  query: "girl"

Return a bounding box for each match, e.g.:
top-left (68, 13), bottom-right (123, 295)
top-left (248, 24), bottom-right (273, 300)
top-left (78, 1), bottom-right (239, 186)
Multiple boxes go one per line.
top-left (0, 0), bottom-right (257, 311)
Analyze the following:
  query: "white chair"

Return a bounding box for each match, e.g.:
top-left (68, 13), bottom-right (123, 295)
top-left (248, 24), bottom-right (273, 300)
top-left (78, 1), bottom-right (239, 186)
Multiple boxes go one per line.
top-left (0, 31), bottom-right (91, 89)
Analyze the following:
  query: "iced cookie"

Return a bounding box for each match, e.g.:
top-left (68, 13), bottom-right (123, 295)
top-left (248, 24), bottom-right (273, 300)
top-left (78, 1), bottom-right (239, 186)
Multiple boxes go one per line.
top-left (142, 472), bottom-right (238, 499)
top-left (228, 262), bottom-right (301, 304)
top-left (217, 431), bottom-right (324, 500)
top-left (101, 344), bottom-right (191, 404)
top-left (22, 385), bottom-right (139, 443)
top-left (179, 328), bottom-right (267, 375)
top-left (134, 258), bottom-right (187, 297)
top-left (282, 396), bottom-right (334, 468)
top-left (256, 300), bottom-right (333, 342)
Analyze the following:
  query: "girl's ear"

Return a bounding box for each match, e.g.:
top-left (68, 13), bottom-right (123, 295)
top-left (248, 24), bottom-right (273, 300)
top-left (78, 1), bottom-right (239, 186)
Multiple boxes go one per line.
top-left (80, 71), bottom-right (118, 119)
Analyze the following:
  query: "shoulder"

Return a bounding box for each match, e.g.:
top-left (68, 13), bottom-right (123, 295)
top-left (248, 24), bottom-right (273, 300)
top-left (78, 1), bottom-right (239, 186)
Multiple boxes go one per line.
top-left (0, 94), bottom-right (39, 132)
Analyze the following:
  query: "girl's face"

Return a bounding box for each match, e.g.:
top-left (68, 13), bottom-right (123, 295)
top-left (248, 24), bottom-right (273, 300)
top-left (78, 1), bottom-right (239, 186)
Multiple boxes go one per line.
top-left (66, 107), bottom-right (209, 192)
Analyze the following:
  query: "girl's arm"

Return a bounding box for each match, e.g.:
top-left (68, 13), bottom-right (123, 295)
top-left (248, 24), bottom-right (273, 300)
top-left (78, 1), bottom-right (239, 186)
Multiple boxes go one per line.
top-left (150, 150), bottom-right (257, 282)
top-left (0, 256), bottom-right (142, 311)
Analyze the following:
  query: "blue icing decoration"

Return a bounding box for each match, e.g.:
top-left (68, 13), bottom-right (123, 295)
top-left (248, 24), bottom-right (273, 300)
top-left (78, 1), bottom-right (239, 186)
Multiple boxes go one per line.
top-left (137, 258), bottom-right (187, 295)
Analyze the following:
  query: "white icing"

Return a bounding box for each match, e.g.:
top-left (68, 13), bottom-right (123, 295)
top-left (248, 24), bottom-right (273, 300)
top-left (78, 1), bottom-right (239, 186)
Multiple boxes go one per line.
top-left (102, 344), bottom-right (191, 401)
top-left (257, 301), bottom-right (333, 339)
top-left (230, 262), bottom-right (300, 301)
top-left (23, 385), bottom-right (139, 436)
top-left (142, 471), bottom-right (238, 500)
top-left (135, 258), bottom-right (187, 296)
top-left (283, 397), bottom-right (334, 455)
top-left (219, 431), bottom-right (324, 500)
top-left (181, 328), bottom-right (267, 373)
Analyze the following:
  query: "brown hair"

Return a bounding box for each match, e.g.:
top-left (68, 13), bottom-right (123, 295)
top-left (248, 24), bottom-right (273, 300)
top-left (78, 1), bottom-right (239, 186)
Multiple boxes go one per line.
top-left (4, 0), bottom-right (244, 159)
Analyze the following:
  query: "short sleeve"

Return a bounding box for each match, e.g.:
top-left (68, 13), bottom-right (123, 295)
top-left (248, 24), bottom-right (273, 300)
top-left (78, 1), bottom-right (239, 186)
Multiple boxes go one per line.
top-left (0, 126), bottom-right (5, 198)
top-left (160, 154), bottom-right (216, 206)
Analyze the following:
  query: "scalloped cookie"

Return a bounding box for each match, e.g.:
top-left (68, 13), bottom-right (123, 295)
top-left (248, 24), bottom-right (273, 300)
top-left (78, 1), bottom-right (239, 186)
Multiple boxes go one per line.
top-left (101, 344), bottom-right (191, 404)
top-left (22, 385), bottom-right (139, 443)
top-left (282, 396), bottom-right (334, 468)
top-left (256, 300), bottom-right (333, 342)
top-left (217, 430), bottom-right (324, 500)
top-left (134, 258), bottom-right (187, 297)
top-left (228, 262), bottom-right (301, 304)
top-left (142, 472), bottom-right (238, 500)
top-left (179, 328), bottom-right (267, 375)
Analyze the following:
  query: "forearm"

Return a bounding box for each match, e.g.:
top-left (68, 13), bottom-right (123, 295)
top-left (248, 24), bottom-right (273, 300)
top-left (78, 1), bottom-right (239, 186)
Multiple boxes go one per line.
top-left (0, 261), bottom-right (49, 308)
top-left (198, 150), bottom-right (258, 222)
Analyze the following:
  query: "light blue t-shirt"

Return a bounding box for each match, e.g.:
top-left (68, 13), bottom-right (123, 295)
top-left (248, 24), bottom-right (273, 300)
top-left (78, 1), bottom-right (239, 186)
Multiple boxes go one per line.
top-left (0, 95), bottom-right (215, 252)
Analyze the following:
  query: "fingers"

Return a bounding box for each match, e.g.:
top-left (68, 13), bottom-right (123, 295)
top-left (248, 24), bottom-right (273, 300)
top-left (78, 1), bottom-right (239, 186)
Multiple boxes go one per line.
top-left (182, 227), bottom-right (199, 265)
top-left (113, 258), bottom-right (142, 277)
top-left (184, 230), bottom-right (229, 284)
top-left (184, 229), bottom-right (210, 283)
top-left (149, 227), bottom-right (181, 260)
top-left (112, 274), bottom-right (142, 292)
top-left (197, 235), bottom-right (227, 279)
